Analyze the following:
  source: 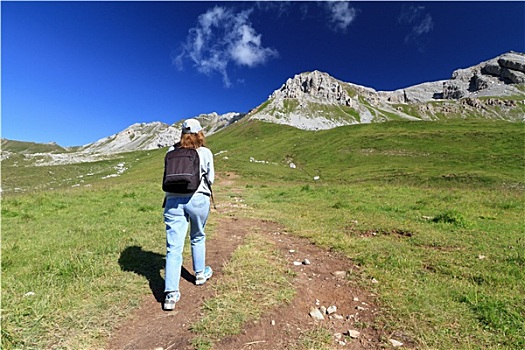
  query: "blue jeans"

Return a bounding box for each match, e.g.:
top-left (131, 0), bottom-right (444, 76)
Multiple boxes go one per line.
top-left (163, 194), bottom-right (210, 293)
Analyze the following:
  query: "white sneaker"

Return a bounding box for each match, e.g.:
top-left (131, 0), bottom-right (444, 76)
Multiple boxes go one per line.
top-left (163, 291), bottom-right (180, 311)
top-left (195, 266), bottom-right (213, 286)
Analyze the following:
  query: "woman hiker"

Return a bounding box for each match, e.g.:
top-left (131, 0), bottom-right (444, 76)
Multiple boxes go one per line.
top-left (162, 118), bottom-right (214, 311)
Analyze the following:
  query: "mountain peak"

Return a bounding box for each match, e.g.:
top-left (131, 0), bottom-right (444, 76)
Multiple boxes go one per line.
top-left (249, 52), bottom-right (524, 130)
top-left (272, 70), bottom-right (352, 107)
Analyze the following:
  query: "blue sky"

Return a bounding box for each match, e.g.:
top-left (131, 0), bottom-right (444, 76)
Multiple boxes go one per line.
top-left (2, 1), bottom-right (524, 146)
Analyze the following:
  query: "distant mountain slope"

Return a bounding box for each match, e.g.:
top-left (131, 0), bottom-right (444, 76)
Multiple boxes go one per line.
top-left (1, 139), bottom-right (67, 154)
top-left (79, 122), bottom-right (179, 154)
top-left (1, 139), bottom-right (68, 162)
top-left (248, 51), bottom-right (524, 130)
top-left (0, 112), bottom-right (245, 166)
top-left (3, 51), bottom-right (523, 165)
top-left (77, 112), bottom-right (245, 155)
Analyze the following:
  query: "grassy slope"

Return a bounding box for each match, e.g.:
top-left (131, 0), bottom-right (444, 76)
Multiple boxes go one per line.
top-left (1, 139), bottom-right (68, 154)
top-left (1, 149), bottom-right (168, 349)
top-left (2, 119), bottom-right (524, 349)
top-left (210, 119), bottom-right (525, 348)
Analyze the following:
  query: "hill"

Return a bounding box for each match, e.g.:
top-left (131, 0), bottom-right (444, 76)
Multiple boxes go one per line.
top-left (2, 119), bottom-right (524, 349)
top-left (248, 51), bottom-right (525, 130)
top-left (1, 139), bottom-right (67, 159)
top-left (2, 51), bottom-right (523, 165)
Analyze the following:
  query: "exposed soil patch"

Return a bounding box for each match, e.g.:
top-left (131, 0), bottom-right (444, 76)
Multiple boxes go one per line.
top-left (107, 217), bottom-right (253, 350)
top-left (107, 175), bottom-right (387, 349)
top-left (214, 222), bottom-right (384, 350)
top-left (345, 225), bottom-right (414, 239)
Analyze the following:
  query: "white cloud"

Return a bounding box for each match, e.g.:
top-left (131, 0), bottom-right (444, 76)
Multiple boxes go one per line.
top-left (398, 5), bottom-right (425, 25)
top-left (324, 1), bottom-right (357, 32)
top-left (175, 6), bottom-right (278, 87)
top-left (413, 14), bottom-right (433, 36)
top-left (398, 5), bottom-right (434, 50)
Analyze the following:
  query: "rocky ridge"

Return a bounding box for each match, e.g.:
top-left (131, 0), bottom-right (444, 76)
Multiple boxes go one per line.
top-left (3, 52), bottom-right (523, 165)
top-left (1, 112), bottom-right (244, 166)
top-left (80, 112), bottom-right (245, 155)
top-left (249, 51), bottom-right (524, 130)
top-left (79, 122), bottom-right (179, 154)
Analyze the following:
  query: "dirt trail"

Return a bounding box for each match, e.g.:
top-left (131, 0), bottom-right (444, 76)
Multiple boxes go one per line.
top-left (107, 175), bottom-right (385, 350)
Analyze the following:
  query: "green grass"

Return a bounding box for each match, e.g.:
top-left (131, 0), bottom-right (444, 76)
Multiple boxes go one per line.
top-left (2, 118), bottom-right (524, 349)
top-left (191, 233), bottom-right (295, 349)
top-left (208, 119), bottom-right (524, 349)
top-left (1, 183), bottom-right (166, 349)
top-left (1, 148), bottom-right (169, 349)
top-left (1, 139), bottom-right (68, 153)
top-left (237, 182), bottom-right (524, 348)
top-left (292, 326), bottom-right (333, 350)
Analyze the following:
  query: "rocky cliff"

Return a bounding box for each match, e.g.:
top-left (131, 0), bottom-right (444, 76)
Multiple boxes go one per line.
top-left (4, 52), bottom-right (523, 165)
top-left (249, 51), bottom-right (524, 130)
top-left (78, 112), bottom-right (245, 155)
top-left (2, 112), bottom-right (244, 166)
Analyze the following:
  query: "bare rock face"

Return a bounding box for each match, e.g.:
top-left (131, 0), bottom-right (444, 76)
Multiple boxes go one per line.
top-left (501, 68), bottom-right (525, 84)
top-left (79, 112), bottom-right (245, 156)
top-left (80, 122), bottom-right (181, 154)
top-left (498, 52), bottom-right (525, 74)
top-left (250, 51), bottom-right (524, 131)
top-left (443, 81), bottom-right (467, 99)
top-left (443, 51), bottom-right (525, 98)
top-left (271, 70), bottom-right (354, 107)
top-left (191, 111), bottom-right (245, 134)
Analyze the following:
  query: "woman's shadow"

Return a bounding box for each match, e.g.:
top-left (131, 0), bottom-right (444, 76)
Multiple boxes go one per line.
top-left (118, 246), bottom-right (194, 302)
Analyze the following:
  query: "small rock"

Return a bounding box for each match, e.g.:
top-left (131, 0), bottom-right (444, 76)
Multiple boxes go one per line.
top-left (303, 258), bottom-right (311, 265)
top-left (313, 176), bottom-right (320, 180)
top-left (332, 314), bottom-right (344, 320)
top-left (271, 320), bottom-right (276, 326)
top-left (338, 340), bottom-right (346, 346)
top-left (356, 306), bottom-right (366, 311)
top-left (309, 307), bottom-right (325, 320)
top-left (371, 278), bottom-right (379, 284)
top-left (347, 329), bottom-right (360, 339)
top-left (327, 305), bottom-right (337, 314)
top-left (290, 163), bottom-right (296, 169)
top-left (320, 306), bottom-right (327, 314)
top-left (334, 332), bottom-right (342, 340)
top-left (24, 292), bottom-right (35, 297)
top-left (154, 347), bottom-right (163, 350)
top-left (353, 297), bottom-right (359, 302)
top-left (289, 249), bottom-right (295, 253)
top-left (332, 270), bottom-right (347, 278)
top-left (293, 261), bottom-right (302, 266)
top-left (478, 254), bottom-right (486, 260)
top-left (315, 299), bottom-right (320, 306)
top-left (389, 338), bottom-right (403, 347)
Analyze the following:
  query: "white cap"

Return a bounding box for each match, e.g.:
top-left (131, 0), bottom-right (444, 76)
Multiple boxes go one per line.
top-left (181, 119), bottom-right (203, 134)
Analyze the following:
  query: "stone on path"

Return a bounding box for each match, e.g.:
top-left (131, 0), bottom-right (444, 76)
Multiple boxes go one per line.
top-left (389, 338), bottom-right (404, 347)
top-left (332, 270), bottom-right (347, 278)
top-left (347, 329), bottom-right (361, 339)
top-left (309, 307), bottom-right (325, 320)
top-left (326, 305), bottom-right (337, 314)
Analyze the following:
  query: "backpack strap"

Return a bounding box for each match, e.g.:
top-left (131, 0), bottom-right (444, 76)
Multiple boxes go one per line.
top-left (202, 172), bottom-right (217, 210)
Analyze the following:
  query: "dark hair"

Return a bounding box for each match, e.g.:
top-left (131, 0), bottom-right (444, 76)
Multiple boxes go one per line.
top-left (179, 131), bottom-right (206, 149)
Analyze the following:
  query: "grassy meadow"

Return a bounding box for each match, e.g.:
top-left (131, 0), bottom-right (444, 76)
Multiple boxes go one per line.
top-left (2, 119), bottom-right (524, 349)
